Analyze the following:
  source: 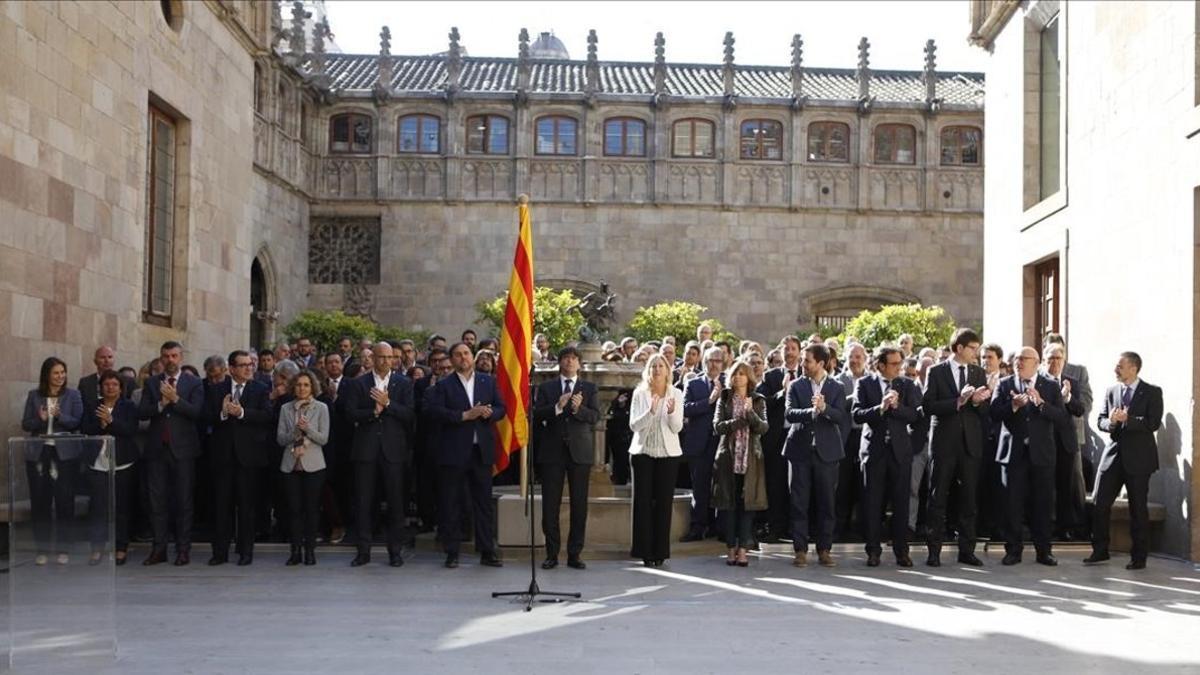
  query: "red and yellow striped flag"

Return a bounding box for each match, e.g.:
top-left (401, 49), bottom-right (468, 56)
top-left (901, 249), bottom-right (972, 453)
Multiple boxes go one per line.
top-left (494, 195), bottom-right (534, 493)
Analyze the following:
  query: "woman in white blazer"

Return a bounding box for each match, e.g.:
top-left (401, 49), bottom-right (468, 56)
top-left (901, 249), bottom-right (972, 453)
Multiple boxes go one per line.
top-left (276, 370), bottom-right (329, 566)
top-left (628, 353), bottom-right (685, 567)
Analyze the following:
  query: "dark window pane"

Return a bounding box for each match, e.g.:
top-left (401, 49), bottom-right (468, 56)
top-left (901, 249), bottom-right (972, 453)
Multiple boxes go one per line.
top-left (489, 117), bottom-right (508, 154)
top-left (627, 122), bottom-right (645, 155)
top-left (399, 117), bottom-right (419, 152)
top-left (605, 120), bottom-right (623, 155)
top-left (420, 117), bottom-right (439, 152)
top-left (467, 116), bottom-right (485, 153)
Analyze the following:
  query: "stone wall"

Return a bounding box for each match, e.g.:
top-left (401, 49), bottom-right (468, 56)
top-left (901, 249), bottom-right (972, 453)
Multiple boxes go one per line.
top-left (305, 201), bottom-right (983, 343)
top-left (0, 2), bottom-right (303, 444)
top-left (979, 1), bottom-right (1199, 559)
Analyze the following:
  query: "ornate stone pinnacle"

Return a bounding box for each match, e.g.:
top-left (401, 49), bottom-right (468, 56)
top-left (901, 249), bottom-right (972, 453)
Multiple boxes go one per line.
top-left (380, 26), bottom-right (391, 56)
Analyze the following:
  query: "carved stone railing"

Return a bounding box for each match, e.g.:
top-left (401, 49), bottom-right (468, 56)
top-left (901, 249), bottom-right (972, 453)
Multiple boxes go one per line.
top-left (929, 167), bottom-right (984, 212)
top-left (595, 160), bottom-right (651, 203)
top-left (319, 156), bottom-right (378, 199)
top-left (529, 159), bottom-right (582, 202)
top-left (665, 161), bottom-right (720, 204)
top-left (390, 157), bottom-right (445, 199)
top-left (866, 166), bottom-right (924, 210)
top-left (733, 163), bottom-right (789, 207)
top-left (802, 165), bottom-right (855, 208)
top-left (461, 158), bottom-right (514, 201)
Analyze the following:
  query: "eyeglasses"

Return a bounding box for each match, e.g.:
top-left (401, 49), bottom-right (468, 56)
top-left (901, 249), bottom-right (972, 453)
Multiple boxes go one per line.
top-left (233, 362), bottom-right (254, 368)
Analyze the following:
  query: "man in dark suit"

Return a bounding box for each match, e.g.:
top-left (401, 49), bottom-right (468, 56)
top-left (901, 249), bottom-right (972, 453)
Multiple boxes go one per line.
top-left (79, 345), bottom-right (134, 412)
top-left (1043, 343), bottom-right (1088, 539)
top-left (921, 328), bottom-right (992, 567)
top-left (426, 342), bottom-right (507, 569)
top-left (533, 346), bottom-right (600, 570)
top-left (852, 347), bottom-right (921, 567)
top-left (318, 352), bottom-right (352, 544)
top-left (343, 342), bottom-right (415, 568)
top-left (293, 337), bottom-right (318, 369)
top-left (785, 343), bottom-right (849, 567)
top-left (991, 346), bottom-right (1067, 566)
top-left (138, 341), bottom-right (205, 566)
top-left (680, 346), bottom-right (726, 541)
top-left (203, 350), bottom-right (272, 566)
top-left (756, 335), bottom-right (802, 543)
top-left (1087, 351), bottom-right (1162, 570)
top-left (413, 347), bottom-right (450, 534)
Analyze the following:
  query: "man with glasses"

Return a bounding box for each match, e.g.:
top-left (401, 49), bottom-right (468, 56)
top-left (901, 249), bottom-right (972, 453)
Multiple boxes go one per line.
top-left (853, 347), bottom-right (921, 567)
top-left (1043, 343), bottom-right (1088, 540)
top-left (203, 350), bottom-right (272, 566)
top-left (680, 346), bottom-right (727, 541)
top-left (991, 347), bottom-right (1067, 566)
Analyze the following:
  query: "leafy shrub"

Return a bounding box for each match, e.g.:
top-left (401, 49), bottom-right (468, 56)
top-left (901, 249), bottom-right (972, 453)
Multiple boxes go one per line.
top-left (837, 304), bottom-right (957, 350)
top-left (475, 287), bottom-right (585, 351)
top-left (624, 301), bottom-right (736, 345)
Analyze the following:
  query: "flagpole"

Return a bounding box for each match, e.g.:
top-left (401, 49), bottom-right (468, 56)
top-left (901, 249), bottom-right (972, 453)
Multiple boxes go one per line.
top-left (492, 194), bottom-right (580, 610)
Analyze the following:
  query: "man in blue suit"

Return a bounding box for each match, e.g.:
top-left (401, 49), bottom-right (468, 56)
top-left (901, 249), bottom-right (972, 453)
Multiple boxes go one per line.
top-left (785, 343), bottom-right (849, 567)
top-left (681, 347), bottom-right (727, 541)
top-left (138, 341), bottom-right (205, 566)
top-left (426, 342), bottom-right (507, 569)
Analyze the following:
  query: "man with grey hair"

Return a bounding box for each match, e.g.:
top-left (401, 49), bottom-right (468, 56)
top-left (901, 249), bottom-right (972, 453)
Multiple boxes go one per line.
top-left (835, 341), bottom-right (869, 539)
top-left (1042, 340), bottom-right (1089, 540)
top-left (680, 346), bottom-right (726, 541)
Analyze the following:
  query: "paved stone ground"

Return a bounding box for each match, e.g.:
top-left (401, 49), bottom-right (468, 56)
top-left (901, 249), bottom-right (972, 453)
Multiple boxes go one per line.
top-left (9, 546), bottom-right (1200, 674)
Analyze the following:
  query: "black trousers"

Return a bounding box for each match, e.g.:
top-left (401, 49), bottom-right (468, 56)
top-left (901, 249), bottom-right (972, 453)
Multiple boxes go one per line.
top-left (762, 435), bottom-right (790, 538)
top-left (212, 459), bottom-right (259, 558)
top-left (438, 446), bottom-right (496, 556)
top-left (355, 455), bottom-right (407, 556)
top-left (1055, 446), bottom-right (1088, 534)
top-left (608, 432), bottom-right (632, 485)
top-left (88, 467), bottom-right (133, 551)
top-left (835, 428), bottom-right (862, 538)
top-left (415, 441), bottom-right (439, 529)
top-left (1001, 455), bottom-right (1054, 556)
top-left (286, 469), bottom-right (326, 548)
top-left (720, 473), bottom-right (755, 548)
top-left (978, 435), bottom-right (1003, 538)
top-left (686, 449), bottom-right (715, 535)
top-left (789, 453), bottom-right (839, 552)
top-left (26, 451), bottom-right (78, 553)
top-left (925, 446), bottom-right (979, 555)
top-left (1091, 460), bottom-right (1151, 563)
top-left (861, 448), bottom-right (912, 557)
top-left (147, 452), bottom-right (194, 552)
top-left (630, 454), bottom-right (679, 561)
top-left (540, 455), bottom-right (590, 559)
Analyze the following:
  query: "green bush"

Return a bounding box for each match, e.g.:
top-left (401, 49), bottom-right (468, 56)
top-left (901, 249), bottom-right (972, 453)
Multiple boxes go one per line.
top-left (281, 311), bottom-right (429, 353)
top-left (837, 303), bottom-right (957, 351)
top-left (624, 302), bottom-right (736, 345)
top-left (475, 287), bottom-right (585, 351)
top-left (281, 311), bottom-right (378, 353)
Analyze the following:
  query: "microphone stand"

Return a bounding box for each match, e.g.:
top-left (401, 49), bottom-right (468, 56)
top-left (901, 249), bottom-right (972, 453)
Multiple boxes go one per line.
top-left (492, 374), bottom-right (580, 611)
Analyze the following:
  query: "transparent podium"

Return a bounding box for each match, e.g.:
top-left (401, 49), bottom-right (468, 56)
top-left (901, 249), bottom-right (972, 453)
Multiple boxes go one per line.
top-left (3, 436), bottom-right (116, 670)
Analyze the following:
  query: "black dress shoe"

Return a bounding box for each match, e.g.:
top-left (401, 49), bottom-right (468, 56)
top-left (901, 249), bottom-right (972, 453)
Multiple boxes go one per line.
top-left (350, 553), bottom-right (371, 567)
top-left (926, 552), bottom-right (941, 567)
top-left (957, 553), bottom-right (984, 567)
top-left (679, 531), bottom-right (704, 543)
top-left (303, 547), bottom-right (316, 566)
top-left (236, 554), bottom-right (253, 566)
top-left (541, 558), bottom-right (559, 570)
top-left (896, 554), bottom-right (914, 568)
top-left (1126, 560), bottom-right (1146, 570)
top-left (642, 559), bottom-right (654, 567)
top-left (444, 553), bottom-right (459, 569)
top-left (389, 554), bottom-right (404, 568)
top-left (115, 553), bottom-right (128, 567)
top-left (567, 557), bottom-right (586, 570)
top-left (142, 549), bottom-right (167, 566)
top-left (653, 559), bottom-right (665, 567)
top-left (1036, 553), bottom-right (1058, 567)
top-left (1001, 553), bottom-right (1021, 566)
top-left (207, 555), bottom-right (228, 567)
top-left (286, 546), bottom-right (302, 566)
top-left (1082, 553), bottom-right (1111, 565)
top-left (173, 551), bottom-right (190, 566)
top-left (866, 553), bottom-right (881, 567)
top-left (480, 552), bottom-right (503, 567)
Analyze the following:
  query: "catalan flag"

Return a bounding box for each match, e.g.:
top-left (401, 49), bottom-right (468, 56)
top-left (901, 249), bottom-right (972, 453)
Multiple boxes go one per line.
top-left (494, 195), bottom-right (534, 493)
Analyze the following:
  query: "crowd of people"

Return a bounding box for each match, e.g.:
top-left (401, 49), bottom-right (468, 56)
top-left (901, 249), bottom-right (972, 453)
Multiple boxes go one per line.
top-left (19, 322), bottom-right (1161, 574)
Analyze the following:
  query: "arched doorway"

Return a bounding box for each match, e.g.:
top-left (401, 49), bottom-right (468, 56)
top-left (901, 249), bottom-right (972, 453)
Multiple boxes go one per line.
top-left (250, 248), bottom-right (278, 351)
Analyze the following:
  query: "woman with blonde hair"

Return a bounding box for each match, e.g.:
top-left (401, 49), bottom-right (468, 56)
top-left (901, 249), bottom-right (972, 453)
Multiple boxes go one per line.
top-left (628, 353), bottom-right (685, 567)
top-left (712, 359), bottom-right (769, 566)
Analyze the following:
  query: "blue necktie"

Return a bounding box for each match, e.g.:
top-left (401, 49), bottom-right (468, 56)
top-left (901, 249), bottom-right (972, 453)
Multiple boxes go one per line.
top-left (1121, 386), bottom-right (1133, 408)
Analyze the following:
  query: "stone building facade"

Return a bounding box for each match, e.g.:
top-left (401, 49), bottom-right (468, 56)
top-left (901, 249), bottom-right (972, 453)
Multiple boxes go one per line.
top-left (0, 1), bottom-right (983, 441)
top-left (969, 0), bottom-right (1200, 560)
top-left (298, 28), bottom-right (986, 341)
